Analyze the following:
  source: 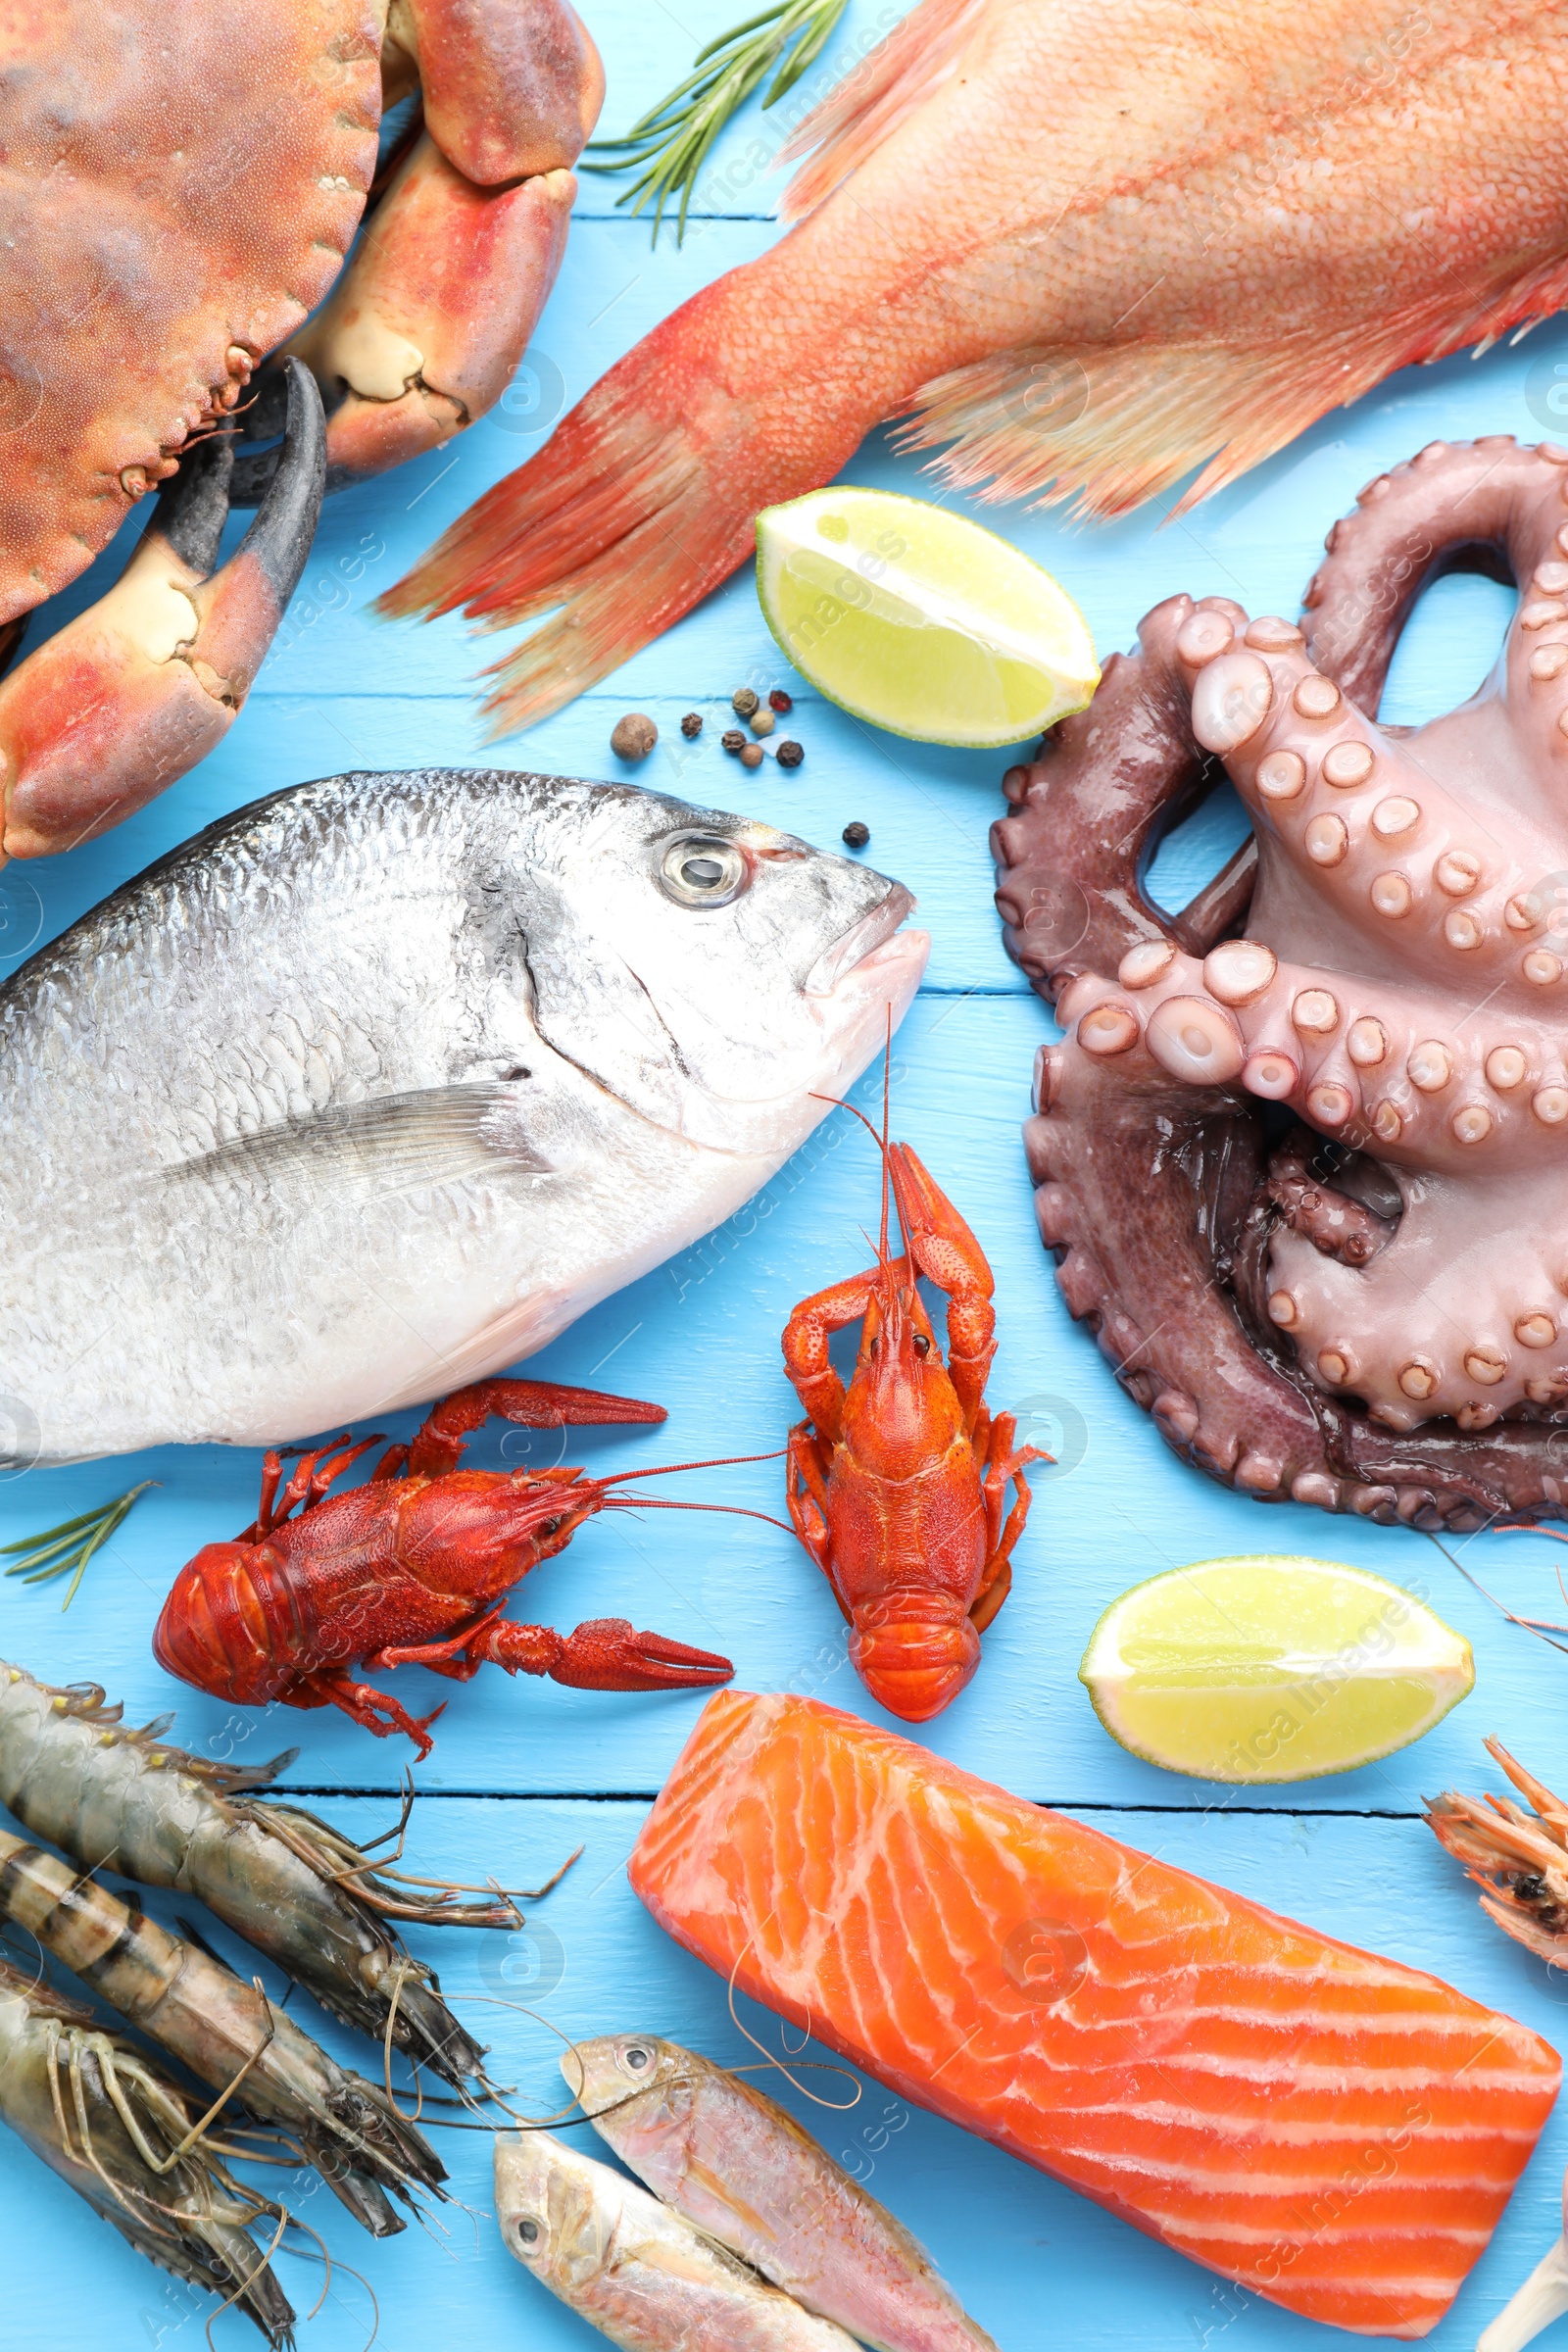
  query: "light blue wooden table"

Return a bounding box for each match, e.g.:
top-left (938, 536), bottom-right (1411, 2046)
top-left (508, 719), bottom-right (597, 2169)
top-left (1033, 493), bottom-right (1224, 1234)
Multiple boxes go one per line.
top-left (8, 6), bottom-right (1568, 2344)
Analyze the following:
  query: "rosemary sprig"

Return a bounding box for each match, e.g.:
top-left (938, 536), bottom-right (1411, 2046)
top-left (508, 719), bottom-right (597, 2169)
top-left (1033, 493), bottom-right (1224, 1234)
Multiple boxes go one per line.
top-left (2, 1481), bottom-right (157, 1609)
top-left (582, 0), bottom-right (851, 243)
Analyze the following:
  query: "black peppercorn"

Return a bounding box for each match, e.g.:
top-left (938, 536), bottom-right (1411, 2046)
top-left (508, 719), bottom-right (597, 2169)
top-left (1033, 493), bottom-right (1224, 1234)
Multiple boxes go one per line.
top-left (721, 728), bottom-right (746, 754)
top-left (680, 711), bottom-right (704, 739)
top-left (842, 820), bottom-right (870, 849)
top-left (776, 739), bottom-right (804, 769)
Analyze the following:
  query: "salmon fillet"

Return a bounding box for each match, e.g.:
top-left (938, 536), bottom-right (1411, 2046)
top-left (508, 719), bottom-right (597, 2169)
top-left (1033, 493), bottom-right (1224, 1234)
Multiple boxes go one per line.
top-left (629, 1692), bottom-right (1561, 2338)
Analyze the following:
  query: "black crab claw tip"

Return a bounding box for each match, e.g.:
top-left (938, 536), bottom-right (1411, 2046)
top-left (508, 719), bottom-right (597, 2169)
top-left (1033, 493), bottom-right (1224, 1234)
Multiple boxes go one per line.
top-left (232, 358), bottom-right (325, 610)
top-left (149, 430), bottom-right (235, 577)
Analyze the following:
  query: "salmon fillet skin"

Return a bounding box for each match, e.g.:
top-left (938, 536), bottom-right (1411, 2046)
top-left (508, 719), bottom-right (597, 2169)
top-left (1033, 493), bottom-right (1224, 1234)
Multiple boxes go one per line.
top-left (628, 1692), bottom-right (1561, 2337)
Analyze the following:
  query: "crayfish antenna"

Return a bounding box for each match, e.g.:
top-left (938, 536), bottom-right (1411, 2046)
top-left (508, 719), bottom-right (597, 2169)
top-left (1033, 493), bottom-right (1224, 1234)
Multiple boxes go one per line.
top-left (591, 1448), bottom-right (786, 1487)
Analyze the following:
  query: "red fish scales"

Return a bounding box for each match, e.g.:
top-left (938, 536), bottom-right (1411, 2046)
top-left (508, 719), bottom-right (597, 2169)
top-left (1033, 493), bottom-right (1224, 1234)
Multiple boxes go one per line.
top-left (629, 1692), bottom-right (1560, 2337)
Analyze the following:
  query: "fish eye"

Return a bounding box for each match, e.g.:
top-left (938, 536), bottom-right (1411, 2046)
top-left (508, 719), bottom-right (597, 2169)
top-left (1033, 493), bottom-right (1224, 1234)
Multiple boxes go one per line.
top-left (912, 1333), bottom-right (930, 1355)
top-left (622, 2043), bottom-right (651, 2072)
top-left (516, 2216), bottom-right (541, 2248)
top-left (658, 833), bottom-right (749, 908)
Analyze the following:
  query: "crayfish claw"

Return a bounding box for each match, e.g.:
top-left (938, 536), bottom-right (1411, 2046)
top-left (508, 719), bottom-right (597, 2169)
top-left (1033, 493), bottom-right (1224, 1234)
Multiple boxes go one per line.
top-left (545, 1616), bottom-right (734, 1692)
top-left (886, 1143), bottom-right (995, 1297)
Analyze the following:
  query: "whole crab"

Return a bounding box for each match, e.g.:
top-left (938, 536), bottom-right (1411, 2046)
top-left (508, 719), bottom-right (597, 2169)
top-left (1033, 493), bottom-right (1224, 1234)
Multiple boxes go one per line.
top-left (994, 434), bottom-right (1568, 1532)
top-left (0, 0), bottom-right (602, 859)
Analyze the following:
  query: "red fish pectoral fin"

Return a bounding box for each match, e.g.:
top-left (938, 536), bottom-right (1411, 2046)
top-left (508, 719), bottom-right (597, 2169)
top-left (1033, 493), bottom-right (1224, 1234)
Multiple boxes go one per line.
top-left (407, 1377), bottom-right (665, 1478)
top-left (898, 321), bottom-right (1494, 526)
top-left (0, 363), bottom-right (322, 858)
top-left (488, 1617), bottom-right (733, 1691)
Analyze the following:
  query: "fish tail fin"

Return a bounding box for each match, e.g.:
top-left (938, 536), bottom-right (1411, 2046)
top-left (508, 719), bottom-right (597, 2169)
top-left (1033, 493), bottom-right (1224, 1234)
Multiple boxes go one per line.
top-left (378, 279), bottom-right (868, 735)
top-left (779, 0), bottom-right (996, 220)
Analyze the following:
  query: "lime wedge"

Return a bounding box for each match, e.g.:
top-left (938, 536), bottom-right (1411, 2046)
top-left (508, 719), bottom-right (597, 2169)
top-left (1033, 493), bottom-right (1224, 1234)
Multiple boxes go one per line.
top-left (755, 488), bottom-right (1099, 747)
top-left (1079, 1554), bottom-right (1473, 1783)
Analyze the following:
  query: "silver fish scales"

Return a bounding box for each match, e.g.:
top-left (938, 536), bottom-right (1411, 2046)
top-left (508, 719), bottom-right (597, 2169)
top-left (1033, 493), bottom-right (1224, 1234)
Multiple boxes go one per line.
top-left (0, 767), bottom-right (923, 1459)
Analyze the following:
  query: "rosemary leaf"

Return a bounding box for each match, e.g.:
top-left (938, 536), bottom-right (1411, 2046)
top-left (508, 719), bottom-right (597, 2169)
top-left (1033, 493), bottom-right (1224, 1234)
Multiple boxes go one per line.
top-left (583, 0), bottom-right (851, 243)
top-left (3, 1481), bottom-right (157, 1609)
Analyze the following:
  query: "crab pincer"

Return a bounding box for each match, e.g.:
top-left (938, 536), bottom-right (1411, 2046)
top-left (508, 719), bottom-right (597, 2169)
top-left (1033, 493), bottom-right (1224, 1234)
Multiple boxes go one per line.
top-left (0, 361), bottom-right (324, 859)
top-left (236, 0), bottom-right (603, 498)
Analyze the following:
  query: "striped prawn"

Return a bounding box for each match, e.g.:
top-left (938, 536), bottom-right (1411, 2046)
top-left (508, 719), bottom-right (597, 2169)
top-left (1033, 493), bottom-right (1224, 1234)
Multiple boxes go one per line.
top-left (0, 1825), bottom-right (444, 2235)
top-left (0, 1657), bottom-right (539, 2084)
top-left (0, 1954), bottom-right (296, 2344)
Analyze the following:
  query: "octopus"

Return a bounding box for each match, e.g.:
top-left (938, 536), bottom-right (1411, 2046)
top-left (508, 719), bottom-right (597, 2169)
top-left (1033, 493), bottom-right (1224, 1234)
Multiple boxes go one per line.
top-left (992, 434), bottom-right (1568, 1531)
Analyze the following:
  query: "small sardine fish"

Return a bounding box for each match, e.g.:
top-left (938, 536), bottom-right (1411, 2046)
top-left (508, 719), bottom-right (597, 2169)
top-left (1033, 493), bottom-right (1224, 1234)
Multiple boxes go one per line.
top-left (0, 769), bottom-right (925, 1457)
top-left (495, 2131), bottom-right (860, 2352)
top-left (567, 2034), bottom-right (999, 2352)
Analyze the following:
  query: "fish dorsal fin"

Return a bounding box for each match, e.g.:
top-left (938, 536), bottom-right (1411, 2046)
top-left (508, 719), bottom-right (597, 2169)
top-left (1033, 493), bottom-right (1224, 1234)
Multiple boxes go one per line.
top-left (895, 319), bottom-right (1464, 522)
top-left (176, 1083), bottom-right (549, 1201)
top-left (779, 0), bottom-right (996, 220)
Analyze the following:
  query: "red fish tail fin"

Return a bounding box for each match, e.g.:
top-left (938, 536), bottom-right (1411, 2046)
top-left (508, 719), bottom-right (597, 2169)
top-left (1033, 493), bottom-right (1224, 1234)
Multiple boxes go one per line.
top-left (779, 0), bottom-right (995, 220)
top-left (376, 318), bottom-right (757, 733)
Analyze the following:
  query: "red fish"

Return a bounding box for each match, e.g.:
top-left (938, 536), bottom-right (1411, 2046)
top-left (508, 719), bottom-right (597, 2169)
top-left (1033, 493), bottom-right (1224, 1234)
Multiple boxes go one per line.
top-left (382, 0), bottom-right (1568, 732)
top-left (630, 1690), bottom-right (1561, 2339)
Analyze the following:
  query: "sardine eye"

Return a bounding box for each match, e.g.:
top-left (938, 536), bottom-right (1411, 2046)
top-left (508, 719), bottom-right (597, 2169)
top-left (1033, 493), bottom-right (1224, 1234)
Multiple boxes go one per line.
top-left (913, 1333), bottom-right (931, 1356)
top-left (659, 833), bottom-right (749, 907)
top-left (516, 2217), bottom-right (541, 2248)
top-left (623, 2043), bottom-right (651, 2071)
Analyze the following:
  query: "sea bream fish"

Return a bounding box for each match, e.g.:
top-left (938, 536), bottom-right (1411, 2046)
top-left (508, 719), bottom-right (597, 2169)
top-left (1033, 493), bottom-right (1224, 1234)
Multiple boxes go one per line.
top-left (0, 769), bottom-right (925, 1459)
top-left (495, 2131), bottom-right (862, 2352)
top-left (568, 2033), bottom-right (1000, 2352)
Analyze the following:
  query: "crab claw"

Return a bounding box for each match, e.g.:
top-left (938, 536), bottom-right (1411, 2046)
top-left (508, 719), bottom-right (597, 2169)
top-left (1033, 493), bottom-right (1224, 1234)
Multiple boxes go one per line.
top-left (231, 0), bottom-right (600, 501)
top-left (488, 1617), bottom-right (734, 1691)
top-left (0, 361), bottom-right (324, 859)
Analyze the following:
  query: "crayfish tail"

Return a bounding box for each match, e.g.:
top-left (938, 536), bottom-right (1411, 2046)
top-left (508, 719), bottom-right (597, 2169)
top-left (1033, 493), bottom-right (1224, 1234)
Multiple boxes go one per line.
top-left (853, 1592), bottom-right (981, 1723)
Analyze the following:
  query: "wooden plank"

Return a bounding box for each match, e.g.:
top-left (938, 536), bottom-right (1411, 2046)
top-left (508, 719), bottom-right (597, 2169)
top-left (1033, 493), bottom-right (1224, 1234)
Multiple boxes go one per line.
top-left (2, 1796), bottom-right (1562, 2352)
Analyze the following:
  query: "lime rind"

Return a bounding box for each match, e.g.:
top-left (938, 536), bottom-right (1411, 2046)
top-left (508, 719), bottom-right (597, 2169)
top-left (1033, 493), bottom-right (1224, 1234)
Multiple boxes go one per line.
top-left (1078, 1553), bottom-right (1474, 1784)
top-left (756, 487), bottom-right (1100, 749)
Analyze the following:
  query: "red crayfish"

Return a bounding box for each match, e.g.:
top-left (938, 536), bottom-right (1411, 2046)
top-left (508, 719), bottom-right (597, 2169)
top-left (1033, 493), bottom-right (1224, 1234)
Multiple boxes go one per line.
top-left (153, 1379), bottom-right (737, 1756)
top-left (782, 1103), bottom-right (1041, 1723)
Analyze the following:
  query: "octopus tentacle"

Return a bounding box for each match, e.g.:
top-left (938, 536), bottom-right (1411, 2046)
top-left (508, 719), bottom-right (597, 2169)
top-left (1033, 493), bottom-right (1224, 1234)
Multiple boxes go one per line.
top-left (1303, 434), bottom-right (1568, 714)
top-left (995, 436), bottom-right (1568, 1525)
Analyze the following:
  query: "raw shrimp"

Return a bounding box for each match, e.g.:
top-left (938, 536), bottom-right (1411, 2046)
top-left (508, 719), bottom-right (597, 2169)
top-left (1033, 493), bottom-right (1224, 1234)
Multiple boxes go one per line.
top-left (0, 1953), bottom-right (296, 2343)
top-left (0, 1824), bottom-right (445, 2234)
top-left (0, 1659), bottom-right (527, 2082)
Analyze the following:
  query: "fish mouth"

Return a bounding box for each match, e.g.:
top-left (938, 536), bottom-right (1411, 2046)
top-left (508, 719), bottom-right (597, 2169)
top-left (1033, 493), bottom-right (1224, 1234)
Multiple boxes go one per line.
top-left (804, 884), bottom-right (919, 998)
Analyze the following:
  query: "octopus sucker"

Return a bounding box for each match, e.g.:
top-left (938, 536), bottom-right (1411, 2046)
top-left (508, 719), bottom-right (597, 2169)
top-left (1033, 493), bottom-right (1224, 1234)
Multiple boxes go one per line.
top-left (995, 435), bottom-right (1568, 1525)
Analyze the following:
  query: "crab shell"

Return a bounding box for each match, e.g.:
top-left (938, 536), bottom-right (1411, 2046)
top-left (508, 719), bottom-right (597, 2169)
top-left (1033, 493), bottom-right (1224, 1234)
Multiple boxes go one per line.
top-left (0, 0), bottom-right (601, 855)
